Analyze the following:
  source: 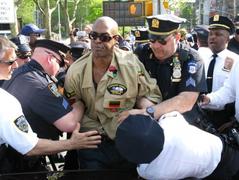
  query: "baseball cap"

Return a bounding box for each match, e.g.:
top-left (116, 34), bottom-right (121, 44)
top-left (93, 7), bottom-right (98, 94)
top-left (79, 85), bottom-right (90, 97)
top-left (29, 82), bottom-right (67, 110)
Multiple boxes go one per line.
top-left (20, 24), bottom-right (46, 36)
top-left (115, 114), bottom-right (164, 164)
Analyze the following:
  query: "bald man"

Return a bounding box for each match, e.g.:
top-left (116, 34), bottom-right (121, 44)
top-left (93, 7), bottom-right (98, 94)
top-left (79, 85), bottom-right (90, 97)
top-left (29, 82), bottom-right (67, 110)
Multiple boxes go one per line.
top-left (64, 16), bottom-right (161, 169)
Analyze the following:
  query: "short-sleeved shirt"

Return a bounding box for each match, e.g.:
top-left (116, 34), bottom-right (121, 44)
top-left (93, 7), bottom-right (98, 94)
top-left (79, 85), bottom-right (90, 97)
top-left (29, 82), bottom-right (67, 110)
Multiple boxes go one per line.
top-left (204, 49), bottom-right (239, 93)
top-left (136, 43), bottom-right (207, 124)
top-left (137, 111), bottom-right (222, 179)
top-left (0, 88), bottom-right (38, 155)
top-left (65, 48), bottom-right (161, 139)
top-left (2, 60), bottom-right (72, 140)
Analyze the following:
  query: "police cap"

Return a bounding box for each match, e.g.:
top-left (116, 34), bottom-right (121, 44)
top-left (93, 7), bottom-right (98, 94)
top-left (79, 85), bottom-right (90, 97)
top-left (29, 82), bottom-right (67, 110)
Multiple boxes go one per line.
top-left (131, 28), bottom-right (149, 43)
top-left (35, 39), bottom-right (70, 66)
top-left (146, 14), bottom-right (186, 39)
top-left (209, 15), bottom-right (235, 35)
top-left (192, 25), bottom-right (209, 40)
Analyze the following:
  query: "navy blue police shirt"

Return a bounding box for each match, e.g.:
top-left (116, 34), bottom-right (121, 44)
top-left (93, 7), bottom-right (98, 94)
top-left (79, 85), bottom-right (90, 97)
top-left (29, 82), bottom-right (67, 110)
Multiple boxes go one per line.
top-left (135, 43), bottom-right (207, 125)
top-left (2, 60), bottom-right (72, 140)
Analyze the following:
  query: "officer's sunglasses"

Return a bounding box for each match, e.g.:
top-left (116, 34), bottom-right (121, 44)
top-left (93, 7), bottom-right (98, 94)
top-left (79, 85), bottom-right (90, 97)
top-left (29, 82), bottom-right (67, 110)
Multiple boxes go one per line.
top-left (149, 34), bottom-right (173, 45)
top-left (0, 59), bottom-right (16, 65)
top-left (89, 31), bottom-right (117, 42)
top-left (45, 51), bottom-right (65, 67)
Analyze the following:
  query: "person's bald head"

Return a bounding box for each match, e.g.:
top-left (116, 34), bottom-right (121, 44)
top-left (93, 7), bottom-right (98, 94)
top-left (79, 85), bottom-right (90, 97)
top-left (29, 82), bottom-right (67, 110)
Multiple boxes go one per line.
top-left (93, 16), bottom-right (119, 36)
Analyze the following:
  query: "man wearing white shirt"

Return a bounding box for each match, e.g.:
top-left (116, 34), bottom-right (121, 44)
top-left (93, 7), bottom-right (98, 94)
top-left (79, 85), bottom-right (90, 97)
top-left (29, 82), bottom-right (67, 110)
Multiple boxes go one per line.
top-left (115, 112), bottom-right (239, 180)
top-left (202, 15), bottom-right (239, 128)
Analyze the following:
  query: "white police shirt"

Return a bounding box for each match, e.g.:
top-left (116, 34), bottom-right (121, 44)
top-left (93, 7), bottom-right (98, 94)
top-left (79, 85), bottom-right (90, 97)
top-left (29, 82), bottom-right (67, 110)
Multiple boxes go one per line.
top-left (203, 49), bottom-right (239, 110)
top-left (0, 88), bottom-right (38, 155)
top-left (198, 47), bottom-right (212, 64)
top-left (207, 61), bottom-right (239, 122)
top-left (137, 111), bottom-right (222, 180)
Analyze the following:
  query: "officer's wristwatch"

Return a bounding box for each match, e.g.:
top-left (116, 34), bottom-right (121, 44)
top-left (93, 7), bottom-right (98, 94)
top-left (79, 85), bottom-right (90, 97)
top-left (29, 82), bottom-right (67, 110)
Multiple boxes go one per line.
top-left (146, 106), bottom-right (155, 119)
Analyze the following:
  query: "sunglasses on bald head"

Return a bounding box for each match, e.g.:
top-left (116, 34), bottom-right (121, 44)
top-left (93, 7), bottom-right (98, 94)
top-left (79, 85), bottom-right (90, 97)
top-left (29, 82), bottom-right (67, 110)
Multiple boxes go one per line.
top-left (89, 31), bottom-right (117, 42)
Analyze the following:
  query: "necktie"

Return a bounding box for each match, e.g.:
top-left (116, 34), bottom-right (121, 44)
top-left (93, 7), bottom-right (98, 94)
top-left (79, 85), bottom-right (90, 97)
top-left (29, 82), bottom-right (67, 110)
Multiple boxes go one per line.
top-left (207, 54), bottom-right (217, 93)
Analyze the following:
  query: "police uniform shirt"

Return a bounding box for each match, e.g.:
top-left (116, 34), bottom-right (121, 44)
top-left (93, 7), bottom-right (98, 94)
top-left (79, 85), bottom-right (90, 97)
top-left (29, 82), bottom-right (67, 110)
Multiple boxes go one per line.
top-left (0, 88), bottom-right (38, 155)
top-left (137, 111), bottom-right (222, 179)
top-left (2, 60), bottom-right (72, 140)
top-left (204, 49), bottom-right (239, 93)
top-left (138, 43), bottom-right (206, 101)
top-left (65, 48), bottom-right (161, 139)
top-left (207, 61), bottom-right (239, 121)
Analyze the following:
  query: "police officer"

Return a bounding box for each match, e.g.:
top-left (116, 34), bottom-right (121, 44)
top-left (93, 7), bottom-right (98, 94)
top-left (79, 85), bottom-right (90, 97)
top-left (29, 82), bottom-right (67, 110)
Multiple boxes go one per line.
top-left (202, 15), bottom-right (239, 128)
top-left (120, 14), bottom-right (207, 125)
top-left (228, 14), bottom-right (239, 55)
top-left (131, 28), bottom-right (149, 56)
top-left (0, 36), bottom-right (101, 173)
top-left (2, 39), bottom-right (89, 172)
top-left (64, 16), bottom-right (161, 170)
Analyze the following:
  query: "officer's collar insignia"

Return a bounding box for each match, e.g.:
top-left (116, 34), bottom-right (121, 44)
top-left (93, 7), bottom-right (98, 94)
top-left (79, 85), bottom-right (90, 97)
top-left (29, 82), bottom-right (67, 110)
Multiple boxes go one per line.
top-left (222, 57), bottom-right (234, 72)
top-left (188, 61), bottom-right (197, 74)
top-left (152, 19), bottom-right (160, 28)
top-left (108, 65), bottom-right (117, 78)
top-left (213, 15), bottom-right (220, 22)
top-left (135, 30), bottom-right (140, 37)
top-left (14, 115), bottom-right (29, 133)
top-left (48, 82), bottom-right (61, 97)
top-left (107, 83), bottom-right (127, 95)
top-left (186, 77), bottom-right (196, 87)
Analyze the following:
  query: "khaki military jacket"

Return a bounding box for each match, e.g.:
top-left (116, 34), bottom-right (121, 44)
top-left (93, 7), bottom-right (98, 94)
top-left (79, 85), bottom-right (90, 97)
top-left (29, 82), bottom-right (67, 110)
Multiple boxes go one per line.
top-left (65, 48), bottom-right (161, 139)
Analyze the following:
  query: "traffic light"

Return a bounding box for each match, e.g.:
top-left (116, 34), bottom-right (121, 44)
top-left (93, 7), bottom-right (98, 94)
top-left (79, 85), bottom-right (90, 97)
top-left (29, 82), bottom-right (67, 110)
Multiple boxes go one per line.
top-left (163, 0), bottom-right (169, 9)
top-left (129, 2), bottom-right (144, 16)
top-left (129, 0), bottom-right (153, 16)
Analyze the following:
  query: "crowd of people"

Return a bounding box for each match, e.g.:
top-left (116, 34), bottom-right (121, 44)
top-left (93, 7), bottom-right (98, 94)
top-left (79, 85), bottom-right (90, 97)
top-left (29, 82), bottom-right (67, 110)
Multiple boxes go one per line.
top-left (0, 12), bottom-right (239, 180)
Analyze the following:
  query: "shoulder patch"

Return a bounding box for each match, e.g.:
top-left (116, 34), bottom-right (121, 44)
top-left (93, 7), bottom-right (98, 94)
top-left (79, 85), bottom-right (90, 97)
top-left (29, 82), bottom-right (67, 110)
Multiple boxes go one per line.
top-left (222, 57), bottom-right (234, 72)
top-left (14, 115), bottom-right (29, 133)
top-left (48, 82), bottom-right (61, 97)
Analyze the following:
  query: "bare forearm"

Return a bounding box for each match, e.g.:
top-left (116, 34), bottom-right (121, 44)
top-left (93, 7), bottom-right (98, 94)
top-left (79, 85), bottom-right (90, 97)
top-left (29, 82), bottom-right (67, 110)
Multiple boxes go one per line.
top-left (153, 91), bottom-right (199, 119)
top-left (136, 97), bottom-right (156, 109)
top-left (71, 100), bottom-right (85, 122)
top-left (26, 139), bottom-right (73, 156)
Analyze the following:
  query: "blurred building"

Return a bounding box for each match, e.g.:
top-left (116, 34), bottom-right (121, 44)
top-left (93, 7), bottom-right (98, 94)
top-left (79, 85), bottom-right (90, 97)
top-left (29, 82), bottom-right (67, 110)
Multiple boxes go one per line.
top-left (195, 0), bottom-right (239, 25)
